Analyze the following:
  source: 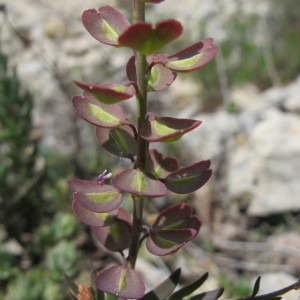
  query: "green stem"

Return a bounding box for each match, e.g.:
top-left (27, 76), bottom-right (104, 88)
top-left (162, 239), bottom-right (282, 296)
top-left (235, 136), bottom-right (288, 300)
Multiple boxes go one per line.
top-left (127, 0), bottom-right (148, 269)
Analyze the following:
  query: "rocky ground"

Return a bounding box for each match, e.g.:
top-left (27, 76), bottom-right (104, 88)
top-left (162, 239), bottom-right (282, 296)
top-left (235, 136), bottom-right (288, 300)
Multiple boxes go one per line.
top-left (1, 0), bottom-right (299, 299)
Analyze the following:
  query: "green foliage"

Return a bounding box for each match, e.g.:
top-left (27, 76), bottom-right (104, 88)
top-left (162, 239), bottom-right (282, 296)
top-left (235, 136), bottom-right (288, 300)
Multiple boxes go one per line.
top-left (46, 241), bottom-right (81, 282)
top-left (219, 274), bottom-right (251, 298)
top-left (0, 245), bottom-right (20, 282)
top-left (0, 51), bottom-right (44, 238)
top-left (4, 268), bottom-right (66, 300)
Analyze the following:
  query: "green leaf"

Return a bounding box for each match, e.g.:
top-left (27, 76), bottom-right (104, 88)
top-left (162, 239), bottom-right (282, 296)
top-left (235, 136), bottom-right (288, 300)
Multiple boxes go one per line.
top-left (140, 269), bottom-right (181, 300)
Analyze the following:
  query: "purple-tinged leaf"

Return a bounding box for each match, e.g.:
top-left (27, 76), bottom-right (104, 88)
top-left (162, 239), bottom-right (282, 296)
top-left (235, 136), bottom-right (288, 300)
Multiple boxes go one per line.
top-left (146, 228), bottom-right (197, 256)
top-left (95, 125), bottom-right (137, 160)
top-left (118, 20), bottom-right (183, 55)
top-left (95, 265), bottom-right (145, 298)
top-left (141, 113), bottom-right (201, 143)
top-left (148, 64), bottom-right (177, 91)
top-left (140, 269), bottom-right (181, 300)
top-left (68, 179), bottom-right (122, 213)
top-left (152, 203), bottom-right (200, 230)
top-left (92, 207), bottom-right (132, 251)
top-left (147, 149), bottom-right (179, 178)
top-left (165, 38), bottom-right (218, 72)
top-left (112, 169), bottom-right (168, 197)
top-left (146, 203), bottom-right (201, 256)
top-left (126, 55), bottom-right (136, 83)
top-left (163, 160), bottom-right (212, 194)
top-left (72, 200), bottom-right (118, 226)
top-left (72, 92), bottom-right (130, 128)
top-left (82, 6), bottom-right (130, 46)
top-left (74, 81), bottom-right (136, 105)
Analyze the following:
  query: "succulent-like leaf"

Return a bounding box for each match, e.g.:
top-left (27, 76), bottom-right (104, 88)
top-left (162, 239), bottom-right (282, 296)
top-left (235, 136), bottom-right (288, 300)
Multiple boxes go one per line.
top-left (163, 160), bottom-right (212, 194)
top-left (82, 6), bottom-right (130, 46)
top-left (126, 55), bottom-right (136, 83)
top-left (72, 92), bottom-right (130, 128)
top-left (74, 81), bottom-right (136, 105)
top-left (63, 273), bottom-right (79, 295)
top-left (95, 265), bottom-right (145, 298)
top-left (140, 268), bottom-right (181, 300)
top-left (189, 288), bottom-right (224, 300)
top-left (148, 63), bottom-right (177, 91)
top-left (165, 38), bottom-right (218, 72)
top-left (68, 179), bottom-right (122, 213)
top-left (146, 203), bottom-right (201, 256)
top-left (72, 200), bottom-right (118, 226)
top-left (147, 149), bottom-right (179, 178)
top-left (112, 169), bottom-right (168, 197)
top-left (118, 20), bottom-right (183, 55)
top-left (95, 125), bottom-right (137, 160)
top-left (92, 221), bottom-right (131, 251)
top-left (170, 272), bottom-right (208, 299)
top-left (141, 113), bottom-right (201, 142)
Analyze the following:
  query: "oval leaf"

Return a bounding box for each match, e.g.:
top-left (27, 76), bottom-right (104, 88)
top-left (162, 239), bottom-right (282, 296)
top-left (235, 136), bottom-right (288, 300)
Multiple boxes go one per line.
top-left (164, 160), bottom-right (212, 194)
top-left (146, 203), bottom-right (201, 256)
top-left (141, 113), bottom-right (201, 142)
top-left (72, 200), bottom-right (117, 226)
top-left (147, 149), bottom-right (179, 178)
top-left (153, 203), bottom-right (200, 230)
top-left (118, 20), bottom-right (183, 55)
top-left (95, 125), bottom-right (137, 160)
top-left (166, 38), bottom-right (218, 72)
top-left (92, 208), bottom-right (132, 251)
top-left (74, 81), bottom-right (136, 105)
top-left (112, 169), bottom-right (168, 197)
top-left (72, 92), bottom-right (130, 128)
top-left (146, 228), bottom-right (197, 256)
top-left (148, 64), bottom-right (177, 91)
top-left (95, 265), bottom-right (145, 298)
top-left (68, 179), bottom-right (122, 213)
top-left (82, 6), bottom-right (130, 46)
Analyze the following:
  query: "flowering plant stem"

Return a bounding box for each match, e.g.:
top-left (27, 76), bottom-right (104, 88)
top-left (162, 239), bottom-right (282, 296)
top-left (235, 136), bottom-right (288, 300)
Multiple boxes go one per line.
top-left (128, 0), bottom-right (147, 269)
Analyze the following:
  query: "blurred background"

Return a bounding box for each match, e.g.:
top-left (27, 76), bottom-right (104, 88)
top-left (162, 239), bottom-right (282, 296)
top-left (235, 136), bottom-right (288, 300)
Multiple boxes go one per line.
top-left (0, 0), bottom-right (299, 299)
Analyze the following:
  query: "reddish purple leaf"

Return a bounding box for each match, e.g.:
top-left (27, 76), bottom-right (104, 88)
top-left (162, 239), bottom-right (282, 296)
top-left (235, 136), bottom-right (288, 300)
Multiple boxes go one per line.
top-left (95, 265), bottom-right (145, 298)
top-left (72, 200), bottom-right (117, 226)
top-left (148, 63), bottom-right (177, 91)
top-left (165, 38), bottom-right (218, 72)
top-left (146, 203), bottom-right (201, 256)
top-left (147, 149), bottom-right (179, 177)
top-left (68, 179), bottom-right (122, 213)
top-left (92, 207), bottom-right (132, 251)
top-left (145, 0), bottom-right (165, 3)
top-left (126, 55), bottom-right (136, 83)
top-left (146, 228), bottom-right (197, 256)
top-left (141, 113), bottom-right (202, 142)
top-left (82, 6), bottom-right (130, 46)
top-left (118, 20), bottom-right (183, 55)
top-left (95, 125), bottom-right (137, 160)
top-left (112, 169), bottom-right (168, 197)
top-left (72, 91), bottom-right (130, 128)
top-left (163, 160), bottom-right (212, 194)
top-left (74, 81), bottom-right (136, 104)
